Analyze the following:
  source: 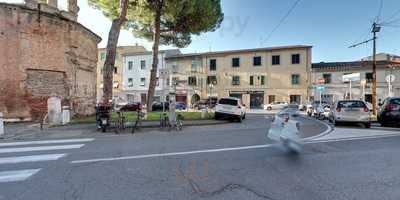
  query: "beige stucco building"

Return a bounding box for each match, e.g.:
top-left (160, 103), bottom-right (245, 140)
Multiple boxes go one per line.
top-left (312, 54), bottom-right (400, 105)
top-left (165, 45), bottom-right (312, 109)
top-left (96, 45), bottom-right (147, 102)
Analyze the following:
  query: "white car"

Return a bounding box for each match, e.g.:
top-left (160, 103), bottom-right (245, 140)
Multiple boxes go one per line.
top-left (264, 101), bottom-right (288, 110)
top-left (215, 97), bottom-right (246, 122)
top-left (329, 100), bottom-right (371, 128)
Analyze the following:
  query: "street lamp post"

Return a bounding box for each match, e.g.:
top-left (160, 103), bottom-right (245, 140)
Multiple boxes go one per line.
top-left (208, 83), bottom-right (214, 108)
top-left (360, 79), bottom-right (367, 101)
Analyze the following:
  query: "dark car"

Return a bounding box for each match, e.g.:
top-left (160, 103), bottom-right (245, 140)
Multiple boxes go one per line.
top-left (151, 102), bottom-right (169, 111)
top-left (378, 97), bottom-right (400, 127)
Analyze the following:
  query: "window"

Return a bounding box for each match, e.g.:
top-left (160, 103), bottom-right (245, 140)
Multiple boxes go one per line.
top-left (290, 95), bottom-right (301, 104)
top-left (323, 74), bottom-right (331, 84)
top-left (209, 59), bottom-right (216, 71)
top-left (191, 59), bottom-right (200, 72)
top-left (268, 95), bottom-right (275, 104)
top-left (232, 58), bottom-right (240, 67)
top-left (250, 76), bottom-right (254, 85)
top-left (366, 72), bottom-right (373, 83)
top-left (140, 78), bottom-right (145, 86)
top-left (218, 98), bottom-right (238, 106)
top-left (232, 76), bottom-right (240, 85)
top-left (272, 55), bottom-right (280, 65)
top-left (140, 60), bottom-right (146, 70)
top-left (291, 54), bottom-right (300, 64)
top-left (100, 52), bottom-right (106, 60)
top-left (207, 76), bottom-right (217, 85)
top-left (156, 77), bottom-right (159, 86)
top-left (128, 61), bottom-right (133, 70)
top-left (188, 76), bottom-right (197, 86)
top-left (128, 78), bottom-right (133, 87)
top-left (292, 74), bottom-right (300, 85)
top-left (253, 56), bottom-right (262, 66)
top-left (114, 66), bottom-right (118, 74)
top-left (166, 78), bottom-right (170, 86)
top-left (261, 75), bottom-right (266, 85)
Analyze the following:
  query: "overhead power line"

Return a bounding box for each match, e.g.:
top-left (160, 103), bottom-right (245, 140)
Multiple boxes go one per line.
top-left (260, 0), bottom-right (302, 45)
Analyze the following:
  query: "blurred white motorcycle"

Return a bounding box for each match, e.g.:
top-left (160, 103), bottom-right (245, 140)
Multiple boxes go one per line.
top-left (268, 114), bottom-right (303, 153)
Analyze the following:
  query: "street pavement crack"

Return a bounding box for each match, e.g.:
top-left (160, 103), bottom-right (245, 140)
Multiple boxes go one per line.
top-left (200, 183), bottom-right (277, 200)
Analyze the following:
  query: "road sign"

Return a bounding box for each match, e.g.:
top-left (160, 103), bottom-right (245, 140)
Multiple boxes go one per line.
top-left (342, 73), bottom-right (360, 82)
top-left (316, 85), bottom-right (325, 92)
top-left (386, 74), bottom-right (396, 83)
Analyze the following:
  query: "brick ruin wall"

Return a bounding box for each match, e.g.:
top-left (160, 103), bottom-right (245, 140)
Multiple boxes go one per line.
top-left (0, 3), bottom-right (101, 121)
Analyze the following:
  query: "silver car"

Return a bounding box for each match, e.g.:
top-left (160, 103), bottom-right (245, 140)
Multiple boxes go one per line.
top-left (329, 100), bottom-right (371, 128)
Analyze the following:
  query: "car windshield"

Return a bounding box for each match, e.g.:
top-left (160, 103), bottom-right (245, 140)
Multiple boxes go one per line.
top-left (338, 101), bottom-right (365, 108)
top-left (219, 98), bottom-right (238, 106)
top-left (391, 99), bottom-right (400, 105)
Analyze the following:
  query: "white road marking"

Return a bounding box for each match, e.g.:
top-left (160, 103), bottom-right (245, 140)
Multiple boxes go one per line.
top-left (0, 144), bottom-right (84, 154)
top-left (71, 144), bottom-right (273, 164)
top-left (0, 154), bottom-right (66, 165)
top-left (0, 138), bottom-right (94, 147)
top-left (71, 130), bottom-right (400, 164)
top-left (0, 169), bottom-right (41, 183)
top-left (306, 133), bottom-right (400, 143)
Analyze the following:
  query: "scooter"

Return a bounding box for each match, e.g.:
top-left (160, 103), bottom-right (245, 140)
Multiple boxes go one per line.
top-left (96, 103), bottom-right (111, 132)
top-left (267, 114), bottom-right (303, 153)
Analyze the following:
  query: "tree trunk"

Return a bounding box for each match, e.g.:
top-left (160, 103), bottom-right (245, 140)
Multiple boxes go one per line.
top-left (146, 7), bottom-right (162, 112)
top-left (102, 0), bottom-right (129, 104)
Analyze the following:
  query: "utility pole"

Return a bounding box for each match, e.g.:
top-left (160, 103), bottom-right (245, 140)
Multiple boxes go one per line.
top-left (371, 22), bottom-right (381, 115)
top-left (348, 22), bottom-right (381, 114)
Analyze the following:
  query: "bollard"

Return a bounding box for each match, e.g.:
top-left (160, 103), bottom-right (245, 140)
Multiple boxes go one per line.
top-left (62, 106), bottom-right (71, 125)
top-left (201, 109), bottom-right (206, 119)
top-left (0, 112), bottom-right (4, 138)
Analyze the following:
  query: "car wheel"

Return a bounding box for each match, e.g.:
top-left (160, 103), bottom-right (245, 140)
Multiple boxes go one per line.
top-left (364, 122), bottom-right (371, 129)
top-left (267, 107), bottom-right (272, 110)
top-left (333, 119), bottom-right (339, 126)
top-left (237, 115), bottom-right (243, 123)
top-left (214, 113), bottom-right (220, 120)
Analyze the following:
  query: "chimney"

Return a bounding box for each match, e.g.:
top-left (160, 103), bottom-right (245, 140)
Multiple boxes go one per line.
top-left (25, 0), bottom-right (38, 9)
top-left (68, 0), bottom-right (79, 17)
top-left (47, 0), bottom-right (58, 8)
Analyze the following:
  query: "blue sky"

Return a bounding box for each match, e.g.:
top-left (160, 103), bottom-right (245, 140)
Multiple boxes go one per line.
top-left (76, 0), bottom-right (398, 62)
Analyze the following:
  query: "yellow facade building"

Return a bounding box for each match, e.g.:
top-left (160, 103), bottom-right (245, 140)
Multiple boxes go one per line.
top-left (166, 45), bottom-right (312, 109)
top-left (96, 45), bottom-right (147, 102)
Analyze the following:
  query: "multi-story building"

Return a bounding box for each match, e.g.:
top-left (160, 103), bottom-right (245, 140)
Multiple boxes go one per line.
top-left (121, 49), bottom-right (181, 104)
top-left (165, 45), bottom-right (313, 109)
top-left (96, 45), bottom-right (147, 102)
top-left (311, 54), bottom-right (400, 104)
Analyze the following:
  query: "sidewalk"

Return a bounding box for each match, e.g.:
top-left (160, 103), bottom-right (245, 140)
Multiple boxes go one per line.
top-left (2, 119), bottom-right (228, 141)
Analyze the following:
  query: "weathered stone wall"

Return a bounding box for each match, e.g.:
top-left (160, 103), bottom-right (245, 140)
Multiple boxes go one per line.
top-left (0, 2), bottom-right (101, 120)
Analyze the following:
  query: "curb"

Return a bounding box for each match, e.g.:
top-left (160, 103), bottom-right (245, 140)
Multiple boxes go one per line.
top-left (301, 116), bottom-right (334, 141)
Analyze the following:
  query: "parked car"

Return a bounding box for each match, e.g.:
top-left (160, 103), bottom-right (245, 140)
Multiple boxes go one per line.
top-left (175, 102), bottom-right (187, 110)
top-left (215, 97), bottom-right (246, 122)
top-left (151, 102), bottom-right (169, 111)
top-left (329, 100), bottom-right (371, 128)
top-left (264, 101), bottom-right (288, 110)
top-left (193, 100), bottom-right (208, 110)
top-left (193, 97), bottom-right (218, 110)
top-left (378, 97), bottom-right (400, 127)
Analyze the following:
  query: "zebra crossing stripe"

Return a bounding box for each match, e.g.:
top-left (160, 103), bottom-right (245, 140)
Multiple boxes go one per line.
top-left (0, 144), bottom-right (84, 154)
top-left (0, 138), bottom-right (94, 147)
top-left (0, 154), bottom-right (66, 164)
top-left (0, 169), bottom-right (41, 183)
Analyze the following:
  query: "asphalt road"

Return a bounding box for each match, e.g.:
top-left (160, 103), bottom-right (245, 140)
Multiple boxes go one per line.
top-left (1, 114), bottom-right (400, 200)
